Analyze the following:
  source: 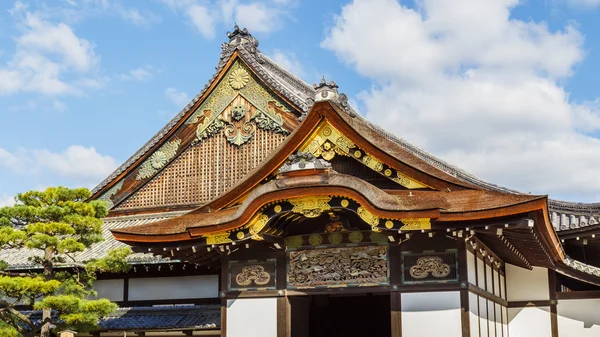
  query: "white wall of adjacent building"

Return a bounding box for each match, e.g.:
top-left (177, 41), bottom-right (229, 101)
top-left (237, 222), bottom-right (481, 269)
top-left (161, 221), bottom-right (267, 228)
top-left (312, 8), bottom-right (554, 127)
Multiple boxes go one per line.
top-left (129, 275), bottom-right (218, 300)
top-left (94, 279), bottom-right (125, 301)
top-left (557, 299), bottom-right (600, 337)
top-left (93, 274), bottom-right (219, 301)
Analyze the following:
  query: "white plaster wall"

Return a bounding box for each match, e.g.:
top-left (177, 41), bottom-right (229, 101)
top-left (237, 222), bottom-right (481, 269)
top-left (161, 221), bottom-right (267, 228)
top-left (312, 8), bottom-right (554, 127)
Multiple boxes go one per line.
top-left (479, 297), bottom-right (488, 337)
top-left (493, 270), bottom-right (500, 297)
top-left (477, 257), bottom-right (485, 288)
top-left (505, 265), bottom-right (549, 301)
top-left (487, 300), bottom-right (495, 335)
top-left (508, 307), bottom-right (551, 337)
top-left (402, 291), bottom-right (462, 337)
top-left (93, 279), bottom-right (124, 301)
top-left (486, 264), bottom-right (493, 292)
top-left (467, 250), bottom-right (477, 285)
top-left (557, 299), bottom-right (600, 337)
top-left (469, 293), bottom-right (479, 337)
top-left (128, 275), bottom-right (218, 301)
top-left (227, 298), bottom-right (277, 337)
top-left (500, 274), bottom-right (506, 300)
top-left (502, 307), bottom-right (508, 337)
top-left (495, 303), bottom-right (502, 337)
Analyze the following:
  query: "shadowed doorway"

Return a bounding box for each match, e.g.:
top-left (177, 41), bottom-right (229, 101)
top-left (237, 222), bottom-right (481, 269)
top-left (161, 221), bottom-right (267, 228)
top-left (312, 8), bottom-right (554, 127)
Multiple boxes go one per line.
top-left (291, 294), bottom-right (391, 337)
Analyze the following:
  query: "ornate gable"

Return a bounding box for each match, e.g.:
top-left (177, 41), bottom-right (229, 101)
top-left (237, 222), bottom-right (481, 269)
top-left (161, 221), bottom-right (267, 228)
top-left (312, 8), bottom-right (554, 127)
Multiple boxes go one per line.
top-left (97, 52), bottom-right (305, 212)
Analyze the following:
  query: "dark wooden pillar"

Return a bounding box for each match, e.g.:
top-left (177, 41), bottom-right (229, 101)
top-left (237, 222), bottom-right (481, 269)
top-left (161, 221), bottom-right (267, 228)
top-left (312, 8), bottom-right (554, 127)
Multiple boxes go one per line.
top-left (548, 269), bottom-right (559, 337)
top-left (458, 240), bottom-right (471, 337)
top-left (389, 244), bottom-right (402, 337)
top-left (391, 291), bottom-right (402, 337)
top-left (276, 250), bottom-right (290, 337)
top-left (220, 255), bottom-right (228, 337)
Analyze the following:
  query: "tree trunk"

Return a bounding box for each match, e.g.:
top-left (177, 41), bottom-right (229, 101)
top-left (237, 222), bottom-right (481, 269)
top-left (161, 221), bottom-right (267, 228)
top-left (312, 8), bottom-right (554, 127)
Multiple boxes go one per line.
top-left (40, 247), bottom-right (54, 337)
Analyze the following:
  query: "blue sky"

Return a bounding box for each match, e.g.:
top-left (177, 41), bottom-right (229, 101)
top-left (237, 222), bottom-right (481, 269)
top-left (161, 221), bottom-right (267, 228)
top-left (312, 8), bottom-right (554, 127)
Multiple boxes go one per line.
top-left (1, 0), bottom-right (600, 205)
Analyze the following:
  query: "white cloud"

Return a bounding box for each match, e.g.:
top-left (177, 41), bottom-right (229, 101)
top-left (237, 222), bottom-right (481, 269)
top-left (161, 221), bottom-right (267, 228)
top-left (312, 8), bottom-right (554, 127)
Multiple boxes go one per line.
top-left (0, 195), bottom-right (15, 207)
top-left (232, 3), bottom-right (280, 33)
top-left (0, 145), bottom-right (117, 185)
top-left (0, 4), bottom-right (99, 96)
top-left (322, 0), bottom-right (600, 201)
top-left (566, 0), bottom-right (600, 7)
top-left (162, 0), bottom-right (288, 38)
top-left (120, 8), bottom-right (161, 26)
top-left (269, 50), bottom-right (305, 79)
top-left (187, 4), bottom-right (216, 39)
top-left (52, 99), bottom-right (68, 112)
top-left (119, 66), bottom-right (155, 81)
top-left (165, 87), bottom-right (190, 106)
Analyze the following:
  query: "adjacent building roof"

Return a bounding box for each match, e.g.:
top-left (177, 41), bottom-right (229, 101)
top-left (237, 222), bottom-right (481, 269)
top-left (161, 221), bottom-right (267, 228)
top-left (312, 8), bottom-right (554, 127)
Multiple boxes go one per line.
top-left (1, 211), bottom-right (187, 269)
top-left (23, 305), bottom-right (220, 333)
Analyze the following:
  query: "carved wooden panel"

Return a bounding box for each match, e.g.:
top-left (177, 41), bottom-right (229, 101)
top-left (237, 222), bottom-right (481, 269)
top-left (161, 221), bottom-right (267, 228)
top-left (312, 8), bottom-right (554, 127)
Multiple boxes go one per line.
top-left (401, 250), bottom-right (458, 284)
top-left (228, 259), bottom-right (277, 291)
top-left (287, 245), bottom-right (389, 288)
top-left (117, 125), bottom-right (286, 210)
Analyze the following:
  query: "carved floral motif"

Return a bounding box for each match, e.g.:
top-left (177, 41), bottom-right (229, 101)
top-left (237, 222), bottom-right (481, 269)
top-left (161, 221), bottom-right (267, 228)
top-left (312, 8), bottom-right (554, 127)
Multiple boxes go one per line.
top-left (409, 256), bottom-right (451, 279)
top-left (229, 68), bottom-right (250, 90)
top-left (288, 246), bottom-right (388, 288)
top-left (136, 139), bottom-right (181, 180)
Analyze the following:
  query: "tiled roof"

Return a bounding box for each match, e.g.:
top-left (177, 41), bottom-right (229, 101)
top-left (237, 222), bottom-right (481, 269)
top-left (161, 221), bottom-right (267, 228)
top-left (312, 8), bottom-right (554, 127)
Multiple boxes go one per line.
top-left (99, 305), bottom-right (220, 331)
top-left (0, 211), bottom-right (187, 269)
top-left (23, 305), bottom-right (220, 332)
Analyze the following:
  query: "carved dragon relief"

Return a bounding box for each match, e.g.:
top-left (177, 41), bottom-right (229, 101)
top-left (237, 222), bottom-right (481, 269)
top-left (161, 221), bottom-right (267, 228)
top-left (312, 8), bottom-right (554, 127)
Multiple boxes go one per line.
top-left (288, 246), bottom-right (389, 288)
top-left (300, 121), bottom-right (429, 189)
top-left (187, 60), bottom-right (292, 148)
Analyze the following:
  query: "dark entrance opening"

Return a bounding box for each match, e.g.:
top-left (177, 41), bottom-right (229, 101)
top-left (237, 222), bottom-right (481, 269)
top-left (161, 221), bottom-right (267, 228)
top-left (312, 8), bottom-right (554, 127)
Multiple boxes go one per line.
top-left (291, 294), bottom-right (391, 337)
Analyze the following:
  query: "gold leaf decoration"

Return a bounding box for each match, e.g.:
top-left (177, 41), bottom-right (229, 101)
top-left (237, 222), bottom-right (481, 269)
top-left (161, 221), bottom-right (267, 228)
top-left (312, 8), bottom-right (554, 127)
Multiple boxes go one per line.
top-left (289, 196), bottom-right (332, 218)
top-left (357, 206), bottom-right (380, 229)
top-left (228, 68), bottom-right (250, 90)
top-left (399, 218), bottom-right (431, 231)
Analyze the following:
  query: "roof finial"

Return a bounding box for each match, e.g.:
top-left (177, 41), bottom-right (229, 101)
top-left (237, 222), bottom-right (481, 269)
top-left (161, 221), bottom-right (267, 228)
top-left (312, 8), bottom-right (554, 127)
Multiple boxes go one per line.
top-left (226, 24), bottom-right (256, 47)
top-left (313, 76), bottom-right (339, 102)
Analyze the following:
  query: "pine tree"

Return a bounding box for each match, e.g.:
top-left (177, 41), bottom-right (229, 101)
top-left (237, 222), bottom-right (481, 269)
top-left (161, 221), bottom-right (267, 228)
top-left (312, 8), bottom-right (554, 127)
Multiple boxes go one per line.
top-left (0, 187), bottom-right (131, 337)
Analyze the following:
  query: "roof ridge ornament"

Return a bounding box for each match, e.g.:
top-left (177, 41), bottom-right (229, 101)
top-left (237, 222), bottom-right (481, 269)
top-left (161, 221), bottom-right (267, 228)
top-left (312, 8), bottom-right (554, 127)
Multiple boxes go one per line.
top-left (220, 25), bottom-right (260, 61)
top-left (305, 77), bottom-right (355, 119)
top-left (278, 151), bottom-right (332, 174)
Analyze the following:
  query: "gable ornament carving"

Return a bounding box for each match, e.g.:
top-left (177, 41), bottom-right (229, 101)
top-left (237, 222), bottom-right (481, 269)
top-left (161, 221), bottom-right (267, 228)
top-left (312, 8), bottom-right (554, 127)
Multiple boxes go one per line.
top-left (136, 139), bottom-right (181, 180)
top-left (187, 61), bottom-right (292, 148)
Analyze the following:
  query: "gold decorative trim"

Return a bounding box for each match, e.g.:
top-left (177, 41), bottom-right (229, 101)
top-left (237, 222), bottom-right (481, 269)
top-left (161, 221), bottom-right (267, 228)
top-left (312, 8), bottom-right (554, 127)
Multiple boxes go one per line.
top-left (289, 196), bottom-right (332, 218)
top-left (300, 121), bottom-right (428, 189)
top-left (248, 213), bottom-right (269, 240)
top-left (409, 256), bottom-right (451, 279)
top-left (357, 206), bottom-right (379, 229)
top-left (399, 218), bottom-right (431, 231)
top-left (206, 233), bottom-right (232, 245)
